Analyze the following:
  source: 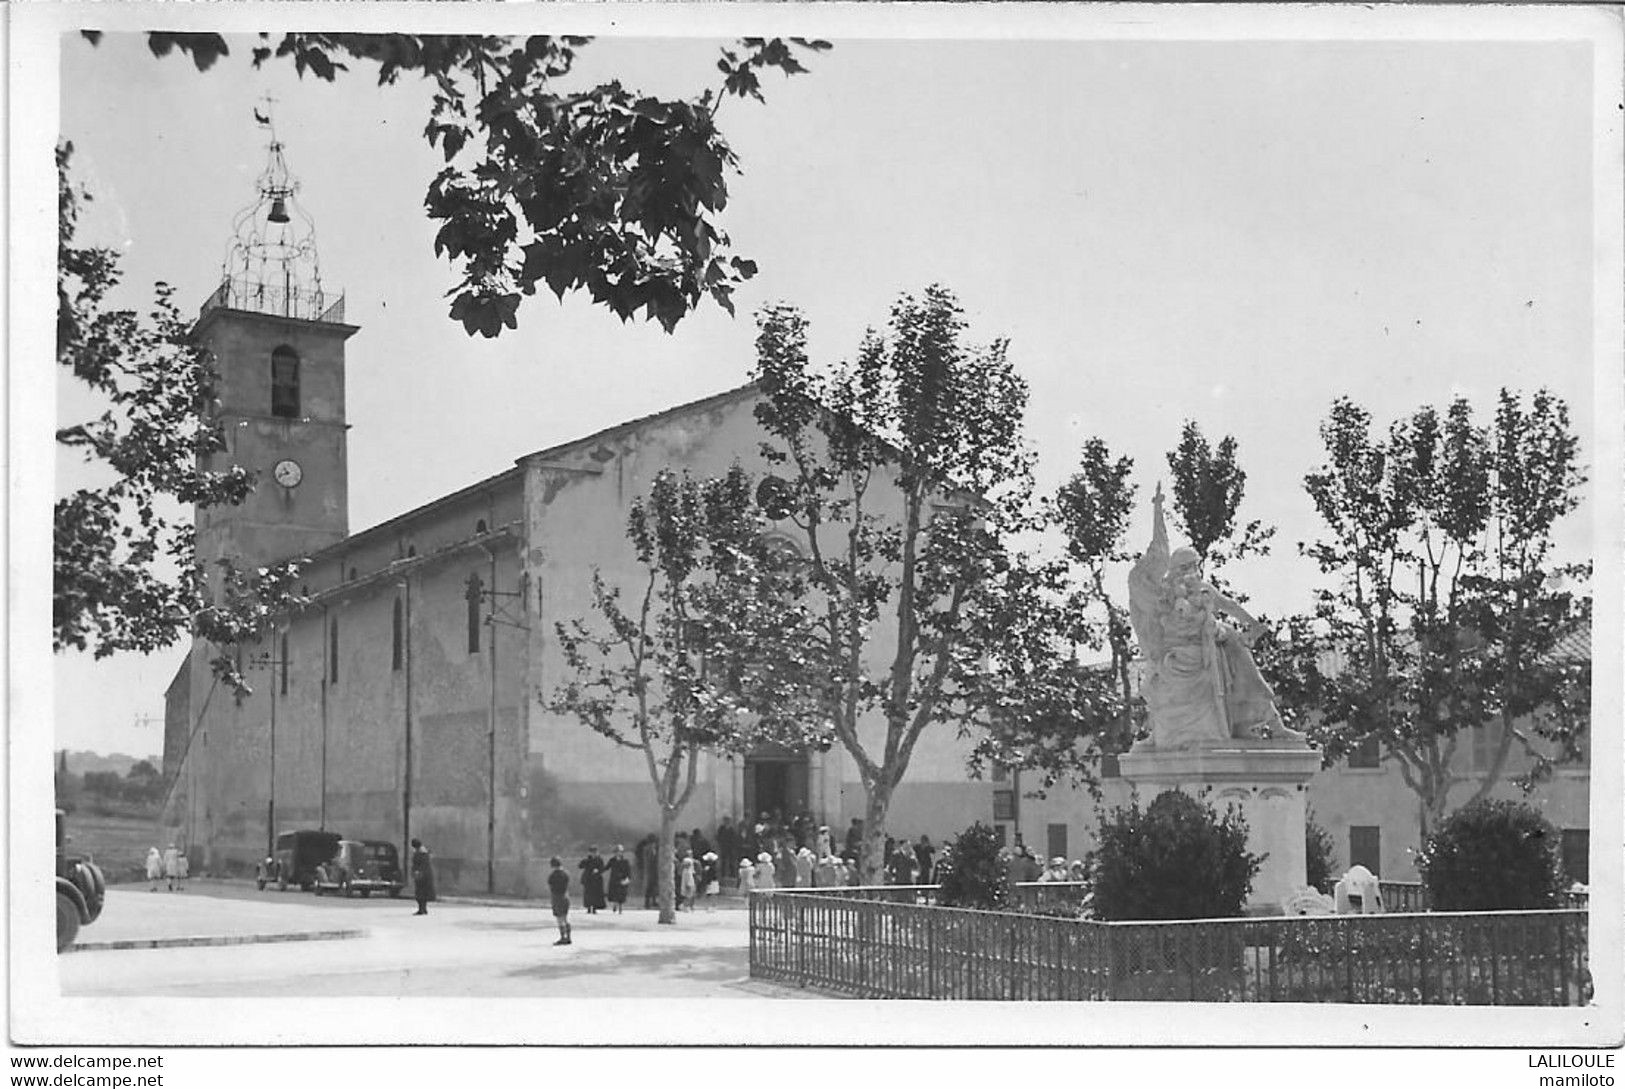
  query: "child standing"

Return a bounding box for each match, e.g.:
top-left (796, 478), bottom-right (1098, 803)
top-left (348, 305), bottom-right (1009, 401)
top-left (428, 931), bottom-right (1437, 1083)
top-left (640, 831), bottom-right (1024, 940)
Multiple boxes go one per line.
top-left (548, 857), bottom-right (573, 945)
top-left (700, 851), bottom-right (720, 910)
top-left (755, 851), bottom-right (776, 890)
top-left (737, 855), bottom-right (756, 894)
top-left (678, 853), bottom-right (697, 910)
top-left (146, 847), bottom-right (162, 892)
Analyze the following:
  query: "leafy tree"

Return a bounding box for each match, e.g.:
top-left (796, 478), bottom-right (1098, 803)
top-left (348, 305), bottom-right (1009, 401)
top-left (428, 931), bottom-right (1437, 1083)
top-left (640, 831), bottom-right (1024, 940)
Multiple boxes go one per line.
top-left (55, 751), bottom-right (80, 811)
top-left (84, 31), bottom-right (827, 337)
top-left (1289, 392), bottom-right (1589, 839)
top-left (1087, 789), bottom-right (1262, 921)
top-left (552, 466), bottom-right (822, 923)
top-left (935, 822), bottom-right (1012, 910)
top-left (750, 287), bottom-right (1094, 882)
top-left (1304, 810), bottom-right (1337, 895)
top-left (56, 146), bottom-right (303, 694)
top-left (1164, 420), bottom-right (1276, 572)
top-left (81, 770), bottom-right (124, 798)
top-left (1415, 798), bottom-right (1564, 911)
top-left (1045, 439), bottom-right (1140, 761)
top-left (123, 759), bottom-right (163, 805)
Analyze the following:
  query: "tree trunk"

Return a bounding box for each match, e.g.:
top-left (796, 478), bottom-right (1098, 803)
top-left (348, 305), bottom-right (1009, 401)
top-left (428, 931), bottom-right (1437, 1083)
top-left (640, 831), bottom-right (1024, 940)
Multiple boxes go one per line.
top-left (860, 782), bottom-right (895, 885)
top-left (656, 809), bottom-right (679, 925)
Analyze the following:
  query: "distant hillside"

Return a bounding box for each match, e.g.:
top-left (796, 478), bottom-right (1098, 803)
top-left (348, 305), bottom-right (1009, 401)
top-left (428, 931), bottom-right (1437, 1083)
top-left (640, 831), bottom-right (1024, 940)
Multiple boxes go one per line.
top-left (60, 751), bottom-right (160, 777)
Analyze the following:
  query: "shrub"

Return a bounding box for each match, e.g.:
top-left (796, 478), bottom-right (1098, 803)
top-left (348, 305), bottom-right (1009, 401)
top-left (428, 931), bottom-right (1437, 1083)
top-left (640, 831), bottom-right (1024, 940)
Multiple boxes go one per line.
top-left (1086, 789), bottom-right (1263, 920)
top-left (1415, 799), bottom-right (1564, 911)
top-left (1305, 810), bottom-right (1337, 895)
top-left (936, 822), bottom-right (1012, 910)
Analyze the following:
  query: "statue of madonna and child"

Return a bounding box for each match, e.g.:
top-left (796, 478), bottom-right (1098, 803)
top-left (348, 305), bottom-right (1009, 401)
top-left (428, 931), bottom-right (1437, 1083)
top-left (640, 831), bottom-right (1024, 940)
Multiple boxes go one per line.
top-left (1126, 482), bottom-right (1306, 751)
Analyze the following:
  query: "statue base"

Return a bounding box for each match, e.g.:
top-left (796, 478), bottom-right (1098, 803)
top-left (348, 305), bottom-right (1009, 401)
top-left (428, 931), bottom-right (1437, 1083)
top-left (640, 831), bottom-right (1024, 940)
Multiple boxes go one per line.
top-left (1118, 741), bottom-right (1322, 915)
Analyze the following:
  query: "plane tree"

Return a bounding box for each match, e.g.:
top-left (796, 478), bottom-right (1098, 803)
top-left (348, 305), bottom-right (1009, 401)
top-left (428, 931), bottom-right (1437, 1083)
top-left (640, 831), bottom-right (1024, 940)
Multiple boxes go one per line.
top-left (750, 285), bottom-right (1098, 881)
top-left (551, 467), bottom-right (824, 923)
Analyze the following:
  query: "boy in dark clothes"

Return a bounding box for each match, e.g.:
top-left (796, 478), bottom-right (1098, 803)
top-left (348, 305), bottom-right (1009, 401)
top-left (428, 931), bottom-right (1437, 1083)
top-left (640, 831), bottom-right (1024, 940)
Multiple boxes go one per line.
top-left (548, 857), bottom-right (572, 945)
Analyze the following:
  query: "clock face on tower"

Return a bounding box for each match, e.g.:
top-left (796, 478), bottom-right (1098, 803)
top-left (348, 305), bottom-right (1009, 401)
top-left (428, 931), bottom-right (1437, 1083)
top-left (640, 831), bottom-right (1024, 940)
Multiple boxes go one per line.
top-left (272, 458), bottom-right (304, 488)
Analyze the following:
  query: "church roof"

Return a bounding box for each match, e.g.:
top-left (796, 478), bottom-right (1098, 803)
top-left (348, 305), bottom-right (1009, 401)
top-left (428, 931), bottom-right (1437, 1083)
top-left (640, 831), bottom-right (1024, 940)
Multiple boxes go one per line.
top-left (303, 382), bottom-right (761, 564)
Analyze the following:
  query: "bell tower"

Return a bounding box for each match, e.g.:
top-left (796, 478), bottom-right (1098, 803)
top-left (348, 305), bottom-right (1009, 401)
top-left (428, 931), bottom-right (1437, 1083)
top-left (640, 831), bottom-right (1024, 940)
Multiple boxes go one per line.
top-left (192, 106), bottom-right (355, 572)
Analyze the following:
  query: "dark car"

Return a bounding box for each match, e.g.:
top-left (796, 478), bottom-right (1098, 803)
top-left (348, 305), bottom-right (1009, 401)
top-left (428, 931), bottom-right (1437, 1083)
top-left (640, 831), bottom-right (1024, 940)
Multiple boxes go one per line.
top-left (313, 839), bottom-right (405, 898)
top-left (258, 829), bottom-right (342, 891)
top-left (56, 810), bottom-right (106, 952)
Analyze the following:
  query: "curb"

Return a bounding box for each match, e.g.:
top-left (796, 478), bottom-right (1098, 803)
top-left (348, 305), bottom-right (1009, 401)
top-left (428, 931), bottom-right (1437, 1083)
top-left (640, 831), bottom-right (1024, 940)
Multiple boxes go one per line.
top-left (68, 927), bottom-right (366, 953)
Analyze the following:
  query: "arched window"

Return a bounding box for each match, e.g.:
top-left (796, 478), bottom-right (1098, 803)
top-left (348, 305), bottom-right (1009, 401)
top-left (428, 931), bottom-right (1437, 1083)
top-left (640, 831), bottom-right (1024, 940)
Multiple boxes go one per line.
top-left (347, 566), bottom-right (358, 582)
top-left (465, 573), bottom-right (483, 654)
top-left (407, 545), bottom-right (417, 558)
top-left (476, 519), bottom-right (488, 535)
top-left (329, 617), bottom-right (340, 684)
top-left (392, 599), bottom-right (404, 672)
top-left (271, 346), bottom-right (300, 418)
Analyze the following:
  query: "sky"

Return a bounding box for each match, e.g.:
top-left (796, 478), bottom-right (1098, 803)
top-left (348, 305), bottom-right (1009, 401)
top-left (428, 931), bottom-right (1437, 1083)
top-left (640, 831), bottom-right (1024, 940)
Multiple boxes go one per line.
top-left (37, 6), bottom-right (1616, 761)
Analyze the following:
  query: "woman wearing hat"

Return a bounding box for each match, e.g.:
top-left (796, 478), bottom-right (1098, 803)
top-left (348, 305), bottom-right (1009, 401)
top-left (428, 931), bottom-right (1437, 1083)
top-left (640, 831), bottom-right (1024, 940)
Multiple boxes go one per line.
top-left (605, 845), bottom-right (632, 914)
top-left (699, 851), bottom-right (720, 909)
top-left (755, 851), bottom-right (776, 890)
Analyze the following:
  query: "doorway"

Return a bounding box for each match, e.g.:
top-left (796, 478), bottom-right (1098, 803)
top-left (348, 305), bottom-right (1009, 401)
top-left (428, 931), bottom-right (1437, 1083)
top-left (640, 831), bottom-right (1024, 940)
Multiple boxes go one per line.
top-left (743, 748), bottom-right (809, 822)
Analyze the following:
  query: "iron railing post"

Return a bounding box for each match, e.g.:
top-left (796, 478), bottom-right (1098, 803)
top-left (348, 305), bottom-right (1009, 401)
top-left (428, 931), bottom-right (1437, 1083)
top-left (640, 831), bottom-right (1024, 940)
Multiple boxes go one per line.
top-left (1557, 912), bottom-right (1568, 1005)
top-left (1490, 919), bottom-right (1500, 1004)
top-left (795, 896), bottom-right (806, 987)
top-left (927, 908), bottom-right (937, 998)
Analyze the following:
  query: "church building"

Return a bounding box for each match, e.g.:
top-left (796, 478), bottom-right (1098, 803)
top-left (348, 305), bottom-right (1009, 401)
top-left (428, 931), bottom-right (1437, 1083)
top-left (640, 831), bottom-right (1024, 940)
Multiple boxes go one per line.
top-left (159, 130), bottom-right (1000, 895)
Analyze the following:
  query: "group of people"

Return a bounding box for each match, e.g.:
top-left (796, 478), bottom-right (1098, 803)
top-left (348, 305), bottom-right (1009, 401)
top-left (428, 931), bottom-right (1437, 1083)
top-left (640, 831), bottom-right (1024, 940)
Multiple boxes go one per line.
top-left (613, 814), bottom-right (954, 909)
top-left (144, 844), bottom-right (188, 891)
top-left (572, 845), bottom-right (634, 915)
top-left (1005, 841), bottom-right (1088, 884)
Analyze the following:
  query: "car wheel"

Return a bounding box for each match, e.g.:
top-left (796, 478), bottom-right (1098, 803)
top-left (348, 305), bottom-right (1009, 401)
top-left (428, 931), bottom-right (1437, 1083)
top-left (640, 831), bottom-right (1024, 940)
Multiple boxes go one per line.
top-left (341, 880), bottom-right (353, 899)
top-left (389, 888), bottom-right (402, 899)
top-left (56, 892), bottom-right (80, 953)
top-left (359, 889), bottom-right (371, 898)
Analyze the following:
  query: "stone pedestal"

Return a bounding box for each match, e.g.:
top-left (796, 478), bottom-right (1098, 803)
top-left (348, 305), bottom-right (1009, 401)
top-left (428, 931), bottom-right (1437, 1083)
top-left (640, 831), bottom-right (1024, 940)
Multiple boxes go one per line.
top-left (1118, 739), bottom-right (1322, 915)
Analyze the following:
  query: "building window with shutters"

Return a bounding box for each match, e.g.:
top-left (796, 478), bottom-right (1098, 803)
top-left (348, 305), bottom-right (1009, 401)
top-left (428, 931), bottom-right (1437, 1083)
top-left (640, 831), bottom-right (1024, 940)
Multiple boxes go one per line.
top-left (1046, 823), bottom-right (1068, 862)
top-left (993, 790), bottom-right (1015, 822)
top-left (1349, 825), bottom-right (1381, 876)
top-left (392, 599), bottom-right (404, 672)
top-left (271, 346), bottom-right (300, 418)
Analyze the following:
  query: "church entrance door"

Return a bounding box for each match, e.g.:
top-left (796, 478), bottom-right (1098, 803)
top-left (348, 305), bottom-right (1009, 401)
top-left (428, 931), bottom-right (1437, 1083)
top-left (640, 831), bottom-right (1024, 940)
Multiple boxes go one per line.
top-left (742, 745), bottom-right (809, 823)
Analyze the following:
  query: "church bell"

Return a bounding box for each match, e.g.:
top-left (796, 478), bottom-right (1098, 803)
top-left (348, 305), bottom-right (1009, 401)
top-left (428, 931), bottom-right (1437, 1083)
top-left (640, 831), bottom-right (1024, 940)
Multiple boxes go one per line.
top-left (267, 197), bottom-right (290, 224)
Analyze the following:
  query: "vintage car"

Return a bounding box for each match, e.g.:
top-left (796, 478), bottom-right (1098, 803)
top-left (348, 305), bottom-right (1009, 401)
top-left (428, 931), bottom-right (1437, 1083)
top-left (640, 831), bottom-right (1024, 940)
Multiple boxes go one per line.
top-left (258, 829), bottom-right (342, 891)
top-left (56, 810), bottom-right (106, 952)
top-left (312, 839), bottom-right (405, 898)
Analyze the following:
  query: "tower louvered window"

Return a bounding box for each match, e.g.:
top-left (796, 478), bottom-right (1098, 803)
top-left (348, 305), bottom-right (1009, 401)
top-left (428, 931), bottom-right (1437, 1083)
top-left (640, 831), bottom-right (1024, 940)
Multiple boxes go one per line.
top-left (271, 346), bottom-right (300, 418)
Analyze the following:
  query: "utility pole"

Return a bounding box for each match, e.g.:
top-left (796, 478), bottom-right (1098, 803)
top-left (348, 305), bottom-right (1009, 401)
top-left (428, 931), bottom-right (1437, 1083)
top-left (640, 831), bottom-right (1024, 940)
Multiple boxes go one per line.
top-left (468, 545), bottom-right (527, 895)
top-left (251, 640), bottom-right (289, 858)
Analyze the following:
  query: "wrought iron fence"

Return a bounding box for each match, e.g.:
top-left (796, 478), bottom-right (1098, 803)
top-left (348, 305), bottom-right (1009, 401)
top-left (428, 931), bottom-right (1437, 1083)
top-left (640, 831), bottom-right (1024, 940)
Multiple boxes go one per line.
top-left (1380, 881), bottom-right (1590, 913)
top-left (200, 277), bottom-right (345, 323)
top-left (749, 891), bottom-right (1589, 1004)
